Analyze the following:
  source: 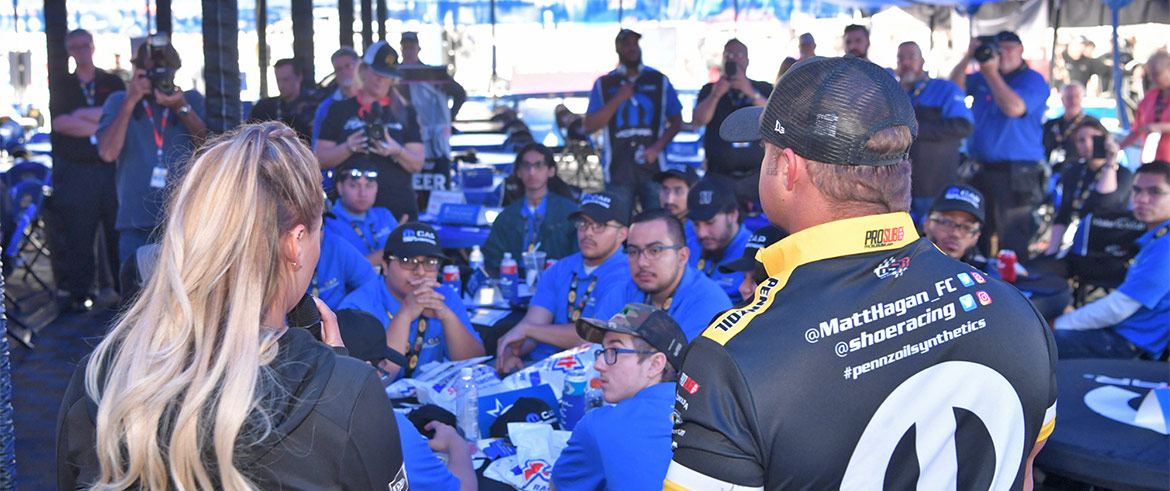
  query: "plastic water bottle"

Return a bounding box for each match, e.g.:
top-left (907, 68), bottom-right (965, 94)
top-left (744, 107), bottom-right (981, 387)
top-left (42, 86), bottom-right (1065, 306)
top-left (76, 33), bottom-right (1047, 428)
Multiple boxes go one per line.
top-left (561, 369), bottom-right (588, 430)
top-left (455, 367), bottom-right (480, 442)
top-left (469, 245), bottom-right (485, 271)
top-left (499, 252), bottom-right (519, 303)
top-left (585, 377), bottom-right (604, 412)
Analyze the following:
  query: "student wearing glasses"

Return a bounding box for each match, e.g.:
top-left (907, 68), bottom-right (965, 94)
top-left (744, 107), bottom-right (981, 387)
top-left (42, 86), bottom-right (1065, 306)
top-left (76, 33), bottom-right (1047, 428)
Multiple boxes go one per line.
top-left (593, 209), bottom-right (731, 340)
top-left (494, 191), bottom-right (632, 373)
top-left (340, 222), bottom-right (484, 379)
top-left (482, 143), bottom-right (579, 272)
top-left (325, 160), bottom-right (399, 265)
top-left (552, 303), bottom-right (687, 490)
top-left (921, 184), bottom-right (999, 277)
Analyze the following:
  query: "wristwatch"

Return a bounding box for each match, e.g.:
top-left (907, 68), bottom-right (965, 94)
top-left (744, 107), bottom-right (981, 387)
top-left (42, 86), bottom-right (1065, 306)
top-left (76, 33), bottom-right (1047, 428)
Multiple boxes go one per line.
top-left (177, 104), bottom-right (191, 117)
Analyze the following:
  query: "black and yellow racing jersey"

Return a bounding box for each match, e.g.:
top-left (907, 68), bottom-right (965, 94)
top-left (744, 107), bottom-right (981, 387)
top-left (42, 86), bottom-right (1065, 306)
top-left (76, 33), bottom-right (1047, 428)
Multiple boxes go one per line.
top-left (666, 212), bottom-right (1057, 490)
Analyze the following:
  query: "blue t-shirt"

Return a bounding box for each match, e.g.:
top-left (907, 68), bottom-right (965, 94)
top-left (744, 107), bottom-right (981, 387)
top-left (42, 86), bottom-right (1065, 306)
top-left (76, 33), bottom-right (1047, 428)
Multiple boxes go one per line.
top-left (551, 382), bottom-right (675, 491)
top-left (911, 77), bottom-right (973, 122)
top-left (325, 203), bottom-right (397, 256)
top-left (593, 266), bottom-right (732, 341)
top-left (686, 224), bottom-right (752, 301)
top-left (683, 220), bottom-right (697, 247)
top-left (527, 251), bottom-right (631, 361)
top-left (313, 231), bottom-right (379, 309)
top-left (395, 412), bottom-right (461, 491)
top-left (97, 91), bottom-right (206, 231)
top-left (338, 281), bottom-right (480, 379)
top-left (965, 68), bottom-right (1049, 163)
top-left (1115, 219), bottom-right (1170, 355)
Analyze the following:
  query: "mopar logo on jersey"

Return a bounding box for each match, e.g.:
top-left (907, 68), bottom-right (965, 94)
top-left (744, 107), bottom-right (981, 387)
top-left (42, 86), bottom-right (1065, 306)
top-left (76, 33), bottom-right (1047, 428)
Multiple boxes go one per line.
top-left (864, 226), bottom-right (905, 248)
top-left (712, 277), bottom-right (781, 332)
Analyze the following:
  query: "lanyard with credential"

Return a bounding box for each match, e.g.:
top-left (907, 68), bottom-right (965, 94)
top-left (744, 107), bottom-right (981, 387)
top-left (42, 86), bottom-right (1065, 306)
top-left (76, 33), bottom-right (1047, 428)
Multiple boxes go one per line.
top-left (143, 101), bottom-right (170, 161)
top-left (1069, 165), bottom-right (1100, 212)
top-left (80, 78), bottom-right (96, 106)
top-left (696, 255), bottom-right (718, 276)
top-left (908, 77), bottom-right (930, 104)
top-left (350, 220), bottom-right (378, 253)
top-left (566, 272), bottom-right (599, 322)
top-left (644, 291), bottom-right (674, 313)
top-left (404, 316), bottom-right (429, 376)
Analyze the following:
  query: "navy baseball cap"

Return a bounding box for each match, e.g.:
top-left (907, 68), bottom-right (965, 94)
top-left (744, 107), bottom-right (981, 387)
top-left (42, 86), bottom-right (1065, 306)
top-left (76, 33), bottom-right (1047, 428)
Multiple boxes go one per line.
top-left (930, 184), bottom-right (986, 223)
top-left (995, 31), bottom-right (1022, 44)
top-left (616, 29), bottom-right (641, 43)
top-left (719, 225), bottom-right (788, 273)
top-left (401, 31), bottom-right (419, 43)
top-left (336, 309), bottom-right (408, 367)
top-left (384, 221), bottom-right (448, 260)
top-left (362, 41), bottom-right (402, 78)
top-left (568, 191), bottom-right (631, 226)
top-left (719, 56), bottom-right (917, 167)
top-left (687, 177), bottom-right (738, 222)
top-left (576, 303), bottom-right (688, 371)
top-left (653, 165), bottom-right (701, 187)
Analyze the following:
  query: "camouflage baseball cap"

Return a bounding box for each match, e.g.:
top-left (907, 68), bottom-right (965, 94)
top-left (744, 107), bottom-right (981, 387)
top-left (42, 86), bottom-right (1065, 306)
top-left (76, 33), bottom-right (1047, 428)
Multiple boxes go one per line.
top-left (576, 303), bottom-right (688, 370)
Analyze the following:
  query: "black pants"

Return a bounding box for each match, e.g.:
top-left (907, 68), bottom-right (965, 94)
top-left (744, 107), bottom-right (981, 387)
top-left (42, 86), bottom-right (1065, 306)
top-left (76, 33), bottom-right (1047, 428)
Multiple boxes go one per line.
top-left (47, 159), bottom-right (119, 299)
top-left (971, 161), bottom-right (1046, 259)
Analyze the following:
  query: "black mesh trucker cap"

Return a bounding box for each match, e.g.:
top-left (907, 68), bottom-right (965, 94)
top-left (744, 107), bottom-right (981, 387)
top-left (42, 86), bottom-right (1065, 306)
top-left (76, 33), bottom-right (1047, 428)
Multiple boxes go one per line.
top-left (719, 55), bottom-right (917, 167)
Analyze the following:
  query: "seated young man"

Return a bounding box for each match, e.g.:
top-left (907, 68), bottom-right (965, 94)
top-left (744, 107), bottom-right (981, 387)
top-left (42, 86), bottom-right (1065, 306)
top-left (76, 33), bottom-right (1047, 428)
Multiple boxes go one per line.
top-left (552, 303), bottom-right (687, 490)
top-left (593, 209), bottom-right (732, 340)
top-left (716, 225), bottom-right (787, 304)
top-left (1054, 161), bottom-right (1170, 359)
top-left (313, 230), bottom-right (380, 309)
top-left (334, 309), bottom-right (476, 491)
top-left (339, 222), bottom-right (485, 379)
top-left (922, 184), bottom-right (998, 276)
top-left (325, 161), bottom-right (399, 265)
top-left (685, 177), bottom-right (753, 301)
top-left (653, 165), bottom-right (700, 245)
top-left (482, 143), bottom-right (578, 272)
top-left (494, 191), bottom-right (632, 373)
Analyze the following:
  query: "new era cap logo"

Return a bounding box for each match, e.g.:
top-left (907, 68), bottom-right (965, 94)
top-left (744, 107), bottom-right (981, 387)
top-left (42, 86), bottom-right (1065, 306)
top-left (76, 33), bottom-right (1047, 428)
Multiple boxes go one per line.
top-left (699, 191), bottom-right (714, 205)
top-left (774, 120), bottom-right (785, 134)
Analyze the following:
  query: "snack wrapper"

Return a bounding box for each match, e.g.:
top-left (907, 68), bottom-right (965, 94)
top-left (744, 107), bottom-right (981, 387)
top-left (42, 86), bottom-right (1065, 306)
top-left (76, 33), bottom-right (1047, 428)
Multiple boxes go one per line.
top-left (483, 423), bottom-right (572, 490)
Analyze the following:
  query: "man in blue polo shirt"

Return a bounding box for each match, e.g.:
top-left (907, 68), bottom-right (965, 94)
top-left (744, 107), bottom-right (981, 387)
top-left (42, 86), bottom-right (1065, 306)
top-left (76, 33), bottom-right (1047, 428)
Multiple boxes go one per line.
top-left (717, 225), bottom-right (787, 303)
top-left (949, 31), bottom-right (1049, 258)
top-left (495, 191), bottom-right (632, 373)
top-left (325, 160), bottom-right (398, 265)
top-left (593, 209), bottom-right (731, 340)
top-left (1054, 161), bottom-right (1170, 359)
top-left (339, 222), bottom-right (485, 379)
top-left (896, 41), bottom-right (974, 222)
top-left (653, 165), bottom-right (700, 245)
top-left (685, 177), bottom-right (752, 301)
top-left (313, 230), bottom-right (379, 309)
top-left (552, 303), bottom-right (686, 490)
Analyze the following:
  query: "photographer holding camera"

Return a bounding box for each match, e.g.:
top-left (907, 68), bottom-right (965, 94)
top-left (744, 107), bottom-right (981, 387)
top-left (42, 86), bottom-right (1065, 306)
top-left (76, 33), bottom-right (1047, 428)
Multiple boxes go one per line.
top-left (316, 41), bottom-right (424, 220)
top-left (692, 39), bottom-right (771, 206)
top-left (949, 30), bottom-right (1049, 259)
top-left (97, 33), bottom-right (207, 265)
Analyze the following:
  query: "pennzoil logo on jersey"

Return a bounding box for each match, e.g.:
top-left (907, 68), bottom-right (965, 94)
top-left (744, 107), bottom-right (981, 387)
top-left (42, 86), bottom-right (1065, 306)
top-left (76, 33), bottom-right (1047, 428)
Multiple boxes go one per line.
top-left (712, 277), bottom-right (781, 332)
top-left (873, 256), bottom-right (910, 280)
top-left (864, 226), bottom-right (904, 248)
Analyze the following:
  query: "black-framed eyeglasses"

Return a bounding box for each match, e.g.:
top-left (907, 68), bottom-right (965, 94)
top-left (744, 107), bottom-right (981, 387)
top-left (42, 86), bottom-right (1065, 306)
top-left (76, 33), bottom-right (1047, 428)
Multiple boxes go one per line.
top-left (574, 219), bottom-right (621, 234)
top-left (387, 255), bottom-right (441, 272)
top-left (624, 244), bottom-right (682, 260)
top-left (594, 347), bottom-right (656, 365)
top-left (345, 169), bottom-right (379, 180)
top-left (928, 215), bottom-right (979, 237)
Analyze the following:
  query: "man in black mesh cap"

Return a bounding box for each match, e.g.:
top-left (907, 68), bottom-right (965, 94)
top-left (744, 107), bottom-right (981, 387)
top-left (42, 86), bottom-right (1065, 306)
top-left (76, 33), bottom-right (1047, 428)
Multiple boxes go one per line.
top-left (664, 56), bottom-right (1057, 490)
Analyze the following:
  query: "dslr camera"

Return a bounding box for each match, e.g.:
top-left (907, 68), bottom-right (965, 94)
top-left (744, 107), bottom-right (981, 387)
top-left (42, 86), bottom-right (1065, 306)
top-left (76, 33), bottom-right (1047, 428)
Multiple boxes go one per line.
top-left (145, 33), bottom-right (176, 95)
top-left (362, 102), bottom-right (387, 151)
top-left (973, 35), bottom-right (1000, 63)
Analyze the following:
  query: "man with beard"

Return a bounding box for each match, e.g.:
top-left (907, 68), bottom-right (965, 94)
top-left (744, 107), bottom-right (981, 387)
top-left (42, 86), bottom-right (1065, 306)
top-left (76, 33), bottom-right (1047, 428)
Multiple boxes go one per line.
top-left (685, 177), bottom-right (752, 301)
top-left (494, 191), bottom-right (632, 372)
top-left (844, 25), bottom-right (870, 60)
top-left (584, 29), bottom-right (683, 212)
top-left (922, 184), bottom-right (997, 276)
top-left (593, 209), bottom-right (730, 340)
top-left (895, 41), bottom-right (973, 221)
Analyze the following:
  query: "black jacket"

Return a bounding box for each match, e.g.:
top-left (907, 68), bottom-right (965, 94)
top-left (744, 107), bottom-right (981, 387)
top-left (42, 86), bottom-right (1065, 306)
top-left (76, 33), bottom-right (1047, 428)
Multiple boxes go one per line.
top-left (57, 327), bottom-right (408, 490)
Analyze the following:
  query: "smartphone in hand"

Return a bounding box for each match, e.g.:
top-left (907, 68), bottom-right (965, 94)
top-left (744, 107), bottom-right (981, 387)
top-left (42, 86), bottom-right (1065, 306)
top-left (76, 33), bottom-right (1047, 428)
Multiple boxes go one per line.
top-left (287, 293), bottom-right (322, 341)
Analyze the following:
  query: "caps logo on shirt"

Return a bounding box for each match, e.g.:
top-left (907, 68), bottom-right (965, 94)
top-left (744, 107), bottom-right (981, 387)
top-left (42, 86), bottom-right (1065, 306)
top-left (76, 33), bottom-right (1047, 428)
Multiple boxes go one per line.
top-left (580, 193), bottom-right (612, 209)
top-left (401, 228), bottom-right (437, 245)
top-left (864, 226), bottom-right (905, 248)
top-left (699, 190), bottom-right (714, 205)
top-left (680, 372), bottom-right (701, 394)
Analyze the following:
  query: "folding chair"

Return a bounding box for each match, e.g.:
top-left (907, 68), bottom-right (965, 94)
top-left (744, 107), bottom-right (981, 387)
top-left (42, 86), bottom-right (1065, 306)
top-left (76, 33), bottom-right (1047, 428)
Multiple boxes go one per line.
top-left (554, 104), bottom-right (603, 191)
top-left (5, 177), bottom-right (53, 292)
top-left (1065, 211), bottom-right (1146, 307)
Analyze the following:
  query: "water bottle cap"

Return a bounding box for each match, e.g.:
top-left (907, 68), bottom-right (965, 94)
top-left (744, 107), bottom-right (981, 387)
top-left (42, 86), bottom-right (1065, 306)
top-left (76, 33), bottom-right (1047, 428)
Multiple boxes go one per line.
top-left (590, 377), bottom-right (601, 388)
top-left (503, 252), bottom-right (512, 259)
top-left (460, 367), bottom-right (474, 377)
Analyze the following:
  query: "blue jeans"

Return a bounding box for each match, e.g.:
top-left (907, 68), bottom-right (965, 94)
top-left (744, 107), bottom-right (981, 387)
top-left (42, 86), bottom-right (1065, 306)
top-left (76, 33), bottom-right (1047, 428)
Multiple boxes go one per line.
top-left (118, 227), bottom-right (157, 271)
top-left (607, 180), bottom-right (660, 213)
top-left (1054, 328), bottom-right (1142, 360)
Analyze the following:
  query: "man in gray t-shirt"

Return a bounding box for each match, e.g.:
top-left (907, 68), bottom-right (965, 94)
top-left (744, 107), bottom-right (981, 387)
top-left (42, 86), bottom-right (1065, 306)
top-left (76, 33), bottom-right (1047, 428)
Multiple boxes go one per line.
top-left (97, 34), bottom-right (206, 265)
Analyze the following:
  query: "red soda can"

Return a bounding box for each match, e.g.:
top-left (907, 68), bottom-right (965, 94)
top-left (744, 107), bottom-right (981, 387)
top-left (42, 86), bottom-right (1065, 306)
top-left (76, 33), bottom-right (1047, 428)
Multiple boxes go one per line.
top-left (544, 258), bottom-right (558, 270)
top-left (442, 265), bottom-right (461, 284)
top-left (997, 249), bottom-right (1017, 283)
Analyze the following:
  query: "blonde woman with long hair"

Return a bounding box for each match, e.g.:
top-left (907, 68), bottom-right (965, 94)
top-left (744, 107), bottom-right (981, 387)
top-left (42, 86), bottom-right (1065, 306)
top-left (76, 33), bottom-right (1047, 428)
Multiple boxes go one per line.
top-left (57, 123), bottom-right (408, 489)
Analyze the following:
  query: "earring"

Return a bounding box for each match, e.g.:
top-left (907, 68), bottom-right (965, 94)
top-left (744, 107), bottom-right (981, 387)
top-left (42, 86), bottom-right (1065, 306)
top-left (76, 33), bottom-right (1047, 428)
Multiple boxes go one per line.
top-left (292, 261), bottom-right (299, 269)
